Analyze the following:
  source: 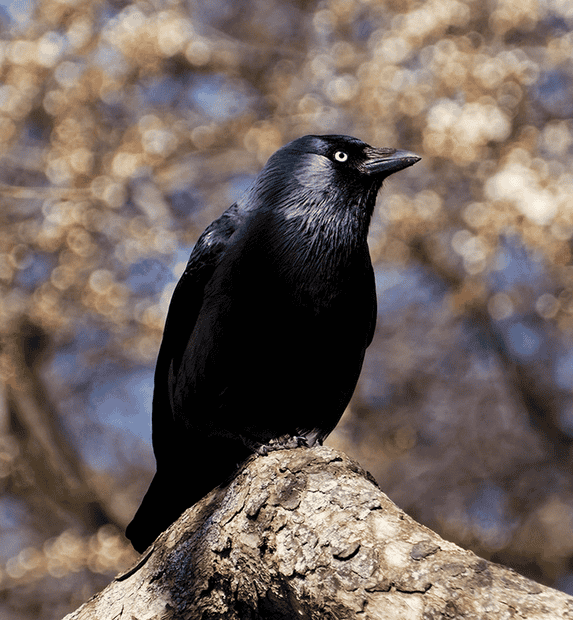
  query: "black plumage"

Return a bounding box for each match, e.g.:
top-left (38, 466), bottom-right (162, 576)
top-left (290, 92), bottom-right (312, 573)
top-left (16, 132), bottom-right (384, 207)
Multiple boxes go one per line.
top-left (126, 135), bottom-right (420, 552)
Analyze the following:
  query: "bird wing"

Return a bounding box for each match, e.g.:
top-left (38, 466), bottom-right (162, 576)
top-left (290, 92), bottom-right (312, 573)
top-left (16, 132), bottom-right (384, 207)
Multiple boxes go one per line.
top-left (366, 261), bottom-right (378, 348)
top-left (151, 202), bottom-right (245, 462)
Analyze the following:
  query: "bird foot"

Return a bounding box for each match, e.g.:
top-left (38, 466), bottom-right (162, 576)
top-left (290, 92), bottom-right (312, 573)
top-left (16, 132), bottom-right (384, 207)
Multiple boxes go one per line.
top-left (255, 434), bottom-right (309, 456)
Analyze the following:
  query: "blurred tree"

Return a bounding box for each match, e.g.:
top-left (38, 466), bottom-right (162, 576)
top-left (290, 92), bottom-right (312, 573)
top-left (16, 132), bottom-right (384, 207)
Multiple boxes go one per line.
top-left (0, 0), bottom-right (573, 617)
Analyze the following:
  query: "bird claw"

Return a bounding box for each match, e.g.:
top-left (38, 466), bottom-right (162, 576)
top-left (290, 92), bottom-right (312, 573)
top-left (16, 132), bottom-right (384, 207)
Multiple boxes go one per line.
top-left (255, 434), bottom-right (309, 455)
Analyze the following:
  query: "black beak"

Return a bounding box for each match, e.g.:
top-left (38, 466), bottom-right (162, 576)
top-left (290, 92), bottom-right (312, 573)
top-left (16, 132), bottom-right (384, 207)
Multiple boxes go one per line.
top-left (361, 148), bottom-right (421, 178)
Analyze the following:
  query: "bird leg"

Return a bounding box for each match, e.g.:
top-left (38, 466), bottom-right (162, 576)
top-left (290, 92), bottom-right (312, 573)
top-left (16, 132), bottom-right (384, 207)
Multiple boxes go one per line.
top-left (242, 434), bottom-right (310, 456)
top-left (246, 429), bottom-right (325, 456)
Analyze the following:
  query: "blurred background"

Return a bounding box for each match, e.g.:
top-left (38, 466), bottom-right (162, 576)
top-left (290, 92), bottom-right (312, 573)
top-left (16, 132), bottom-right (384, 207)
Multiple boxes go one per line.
top-left (0, 0), bottom-right (573, 616)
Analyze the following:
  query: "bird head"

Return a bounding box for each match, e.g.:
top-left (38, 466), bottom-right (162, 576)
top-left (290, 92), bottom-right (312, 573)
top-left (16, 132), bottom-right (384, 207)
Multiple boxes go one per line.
top-left (283, 134), bottom-right (420, 186)
top-left (241, 135), bottom-right (420, 218)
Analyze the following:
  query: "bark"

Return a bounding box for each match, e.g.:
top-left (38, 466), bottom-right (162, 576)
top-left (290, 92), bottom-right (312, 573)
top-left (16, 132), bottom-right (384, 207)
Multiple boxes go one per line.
top-left (64, 446), bottom-right (573, 619)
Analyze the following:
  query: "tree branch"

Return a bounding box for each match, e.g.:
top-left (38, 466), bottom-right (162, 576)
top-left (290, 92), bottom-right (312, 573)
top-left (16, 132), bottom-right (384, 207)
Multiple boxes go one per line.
top-left (4, 318), bottom-right (121, 533)
top-left (64, 446), bottom-right (573, 619)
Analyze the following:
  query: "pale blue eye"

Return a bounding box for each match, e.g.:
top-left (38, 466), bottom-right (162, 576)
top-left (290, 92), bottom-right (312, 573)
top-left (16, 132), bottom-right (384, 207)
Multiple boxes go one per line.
top-left (334, 151), bottom-right (348, 162)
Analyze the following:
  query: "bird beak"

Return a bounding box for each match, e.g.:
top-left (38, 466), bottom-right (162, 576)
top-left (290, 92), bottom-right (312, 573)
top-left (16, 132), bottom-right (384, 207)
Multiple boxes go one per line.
top-left (361, 148), bottom-right (421, 178)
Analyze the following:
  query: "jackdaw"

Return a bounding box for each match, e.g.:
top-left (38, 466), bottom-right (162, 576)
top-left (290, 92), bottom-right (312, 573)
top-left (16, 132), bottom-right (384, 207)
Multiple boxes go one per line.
top-left (126, 134), bottom-right (420, 552)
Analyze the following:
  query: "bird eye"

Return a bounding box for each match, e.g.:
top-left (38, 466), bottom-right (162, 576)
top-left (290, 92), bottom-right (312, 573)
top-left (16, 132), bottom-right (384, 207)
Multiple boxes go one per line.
top-left (333, 151), bottom-right (348, 163)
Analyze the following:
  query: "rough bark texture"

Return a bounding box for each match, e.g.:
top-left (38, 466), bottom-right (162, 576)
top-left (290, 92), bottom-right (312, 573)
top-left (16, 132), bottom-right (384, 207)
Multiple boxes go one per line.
top-left (64, 446), bottom-right (573, 619)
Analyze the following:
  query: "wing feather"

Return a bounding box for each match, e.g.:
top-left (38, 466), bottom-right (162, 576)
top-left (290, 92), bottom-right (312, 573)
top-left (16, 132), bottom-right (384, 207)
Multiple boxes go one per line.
top-left (151, 203), bottom-right (246, 462)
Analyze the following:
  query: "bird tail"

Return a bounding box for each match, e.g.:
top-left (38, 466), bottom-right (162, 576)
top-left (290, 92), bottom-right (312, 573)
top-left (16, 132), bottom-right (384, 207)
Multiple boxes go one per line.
top-left (126, 438), bottom-right (252, 553)
top-left (125, 471), bottom-right (188, 553)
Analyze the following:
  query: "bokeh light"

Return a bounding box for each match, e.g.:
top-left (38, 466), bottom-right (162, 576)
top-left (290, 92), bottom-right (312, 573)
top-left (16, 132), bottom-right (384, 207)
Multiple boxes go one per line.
top-left (0, 0), bottom-right (573, 616)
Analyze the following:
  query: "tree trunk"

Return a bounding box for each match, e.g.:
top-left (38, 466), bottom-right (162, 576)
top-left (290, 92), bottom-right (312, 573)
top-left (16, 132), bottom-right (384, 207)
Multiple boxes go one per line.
top-left (64, 446), bottom-right (573, 619)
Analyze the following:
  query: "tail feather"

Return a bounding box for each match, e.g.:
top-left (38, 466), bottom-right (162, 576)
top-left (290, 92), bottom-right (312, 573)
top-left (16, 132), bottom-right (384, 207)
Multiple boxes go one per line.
top-left (126, 439), bottom-right (251, 553)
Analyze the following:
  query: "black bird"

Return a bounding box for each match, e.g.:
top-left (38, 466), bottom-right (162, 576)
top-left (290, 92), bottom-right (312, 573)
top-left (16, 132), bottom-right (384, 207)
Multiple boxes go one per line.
top-left (126, 135), bottom-right (420, 552)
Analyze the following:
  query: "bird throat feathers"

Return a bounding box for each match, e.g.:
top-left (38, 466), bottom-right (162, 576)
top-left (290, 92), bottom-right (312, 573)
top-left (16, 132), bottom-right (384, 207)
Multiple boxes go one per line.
top-left (248, 188), bottom-right (378, 293)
